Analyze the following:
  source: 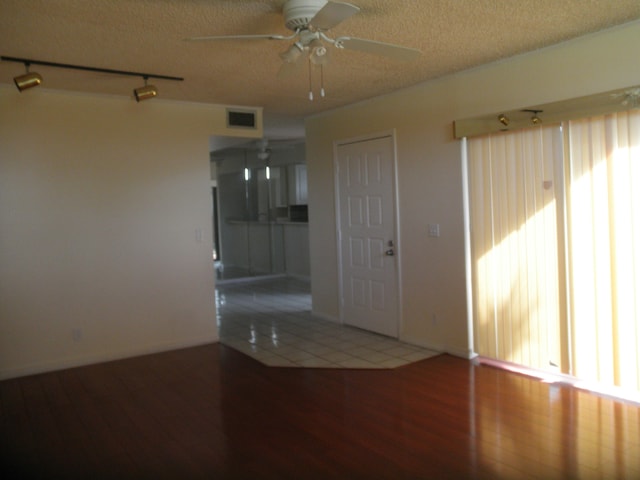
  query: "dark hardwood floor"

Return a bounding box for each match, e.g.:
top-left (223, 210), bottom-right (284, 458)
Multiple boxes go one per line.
top-left (1, 343), bottom-right (639, 479)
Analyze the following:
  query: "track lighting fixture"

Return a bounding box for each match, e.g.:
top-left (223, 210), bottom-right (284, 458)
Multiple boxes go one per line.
top-left (523, 109), bottom-right (543, 125)
top-left (133, 76), bottom-right (158, 102)
top-left (1, 55), bottom-right (183, 101)
top-left (498, 114), bottom-right (510, 126)
top-left (13, 62), bottom-right (42, 92)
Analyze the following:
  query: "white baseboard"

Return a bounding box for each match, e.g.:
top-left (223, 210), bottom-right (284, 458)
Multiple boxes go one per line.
top-left (286, 274), bottom-right (311, 282)
top-left (398, 336), bottom-right (477, 360)
top-left (477, 356), bottom-right (640, 406)
top-left (445, 346), bottom-right (478, 360)
top-left (0, 336), bottom-right (219, 381)
top-left (310, 310), bottom-right (341, 324)
top-left (399, 336), bottom-right (444, 353)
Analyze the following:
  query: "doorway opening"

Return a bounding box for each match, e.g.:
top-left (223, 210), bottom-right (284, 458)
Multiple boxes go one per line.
top-left (210, 137), bottom-right (310, 284)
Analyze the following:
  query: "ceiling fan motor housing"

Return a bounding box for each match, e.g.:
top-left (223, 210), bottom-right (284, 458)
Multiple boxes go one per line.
top-left (283, 0), bottom-right (328, 30)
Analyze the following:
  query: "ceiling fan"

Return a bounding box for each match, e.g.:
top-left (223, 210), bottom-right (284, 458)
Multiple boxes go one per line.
top-left (185, 0), bottom-right (420, 99)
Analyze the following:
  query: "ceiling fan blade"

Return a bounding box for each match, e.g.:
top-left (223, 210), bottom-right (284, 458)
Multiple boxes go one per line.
top-left (335, 36), bottom-right (421, 61)
top-left (309, 1), bottom-right (360, 31)
top-left (184, 34), bottom-right (288, 41)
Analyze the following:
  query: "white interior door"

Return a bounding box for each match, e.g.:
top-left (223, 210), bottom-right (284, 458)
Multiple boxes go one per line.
top-left (336, 135), bottom-right (399, 337)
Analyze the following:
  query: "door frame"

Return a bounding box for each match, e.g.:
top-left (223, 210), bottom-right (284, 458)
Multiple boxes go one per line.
top-left (333, 130), bottom-right (403, 337)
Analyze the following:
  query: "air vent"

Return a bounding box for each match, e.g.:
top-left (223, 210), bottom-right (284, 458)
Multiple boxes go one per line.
top-left (227, 109), bottom-right (257, 129)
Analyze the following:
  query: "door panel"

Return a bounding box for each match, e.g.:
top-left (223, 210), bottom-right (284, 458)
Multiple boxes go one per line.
top-left (337, 135), bottom-right (399, 337)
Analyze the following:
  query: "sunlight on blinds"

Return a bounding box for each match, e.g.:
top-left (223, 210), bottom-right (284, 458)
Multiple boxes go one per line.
top-left (566, 110), bottom-right (640, 391)
top-left (468, 126), bottom-right (565, 371)
top-left (468, 110), bottom-right (640, 393)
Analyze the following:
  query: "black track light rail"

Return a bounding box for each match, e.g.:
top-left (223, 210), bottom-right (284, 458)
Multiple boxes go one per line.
top-left (1, 56), bottom-right (184, 82)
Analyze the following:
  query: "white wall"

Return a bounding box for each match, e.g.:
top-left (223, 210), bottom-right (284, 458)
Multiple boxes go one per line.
top-left (305, 21), bottom-right (640, 358)
top-left (0, 88), bottom-right (261, 379)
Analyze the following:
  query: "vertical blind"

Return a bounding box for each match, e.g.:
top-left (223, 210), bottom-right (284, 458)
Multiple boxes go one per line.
top-left (566, 110), bottom-right (640, 390)
top-left (468, 109), bottom-right (640, 392)
top-left (468, 125), bottom-right (565, 372)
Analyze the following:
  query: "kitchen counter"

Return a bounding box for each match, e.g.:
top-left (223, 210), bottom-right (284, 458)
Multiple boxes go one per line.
top-left (226, 219), bottom-right (308, 226)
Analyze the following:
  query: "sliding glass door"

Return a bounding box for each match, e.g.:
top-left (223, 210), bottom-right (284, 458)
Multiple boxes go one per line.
top-left (468, 110), bottom-right (640, 392)
top-left (468, 125), bottom-right (566, 372)
top-left (565, 111), bottom-right (640, 390)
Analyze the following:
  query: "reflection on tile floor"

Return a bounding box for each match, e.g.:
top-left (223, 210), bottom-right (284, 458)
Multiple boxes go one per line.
top-left (216, 276), bottom-right (439, 368)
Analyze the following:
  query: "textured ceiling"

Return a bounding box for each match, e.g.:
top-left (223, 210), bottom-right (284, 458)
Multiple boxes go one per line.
top-left (2, 0), bottom-right (640, 138)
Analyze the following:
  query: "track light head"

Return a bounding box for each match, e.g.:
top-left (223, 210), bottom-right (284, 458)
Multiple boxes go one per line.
top-left (14, 63), bottom-right (42, 92)
top-left (14, 72), bottom-right (43, 91)
top-left (522, 109), bottom-right (543, 125)
top-left (134, 85), bottom-right (157, 101)
top-left (134, 77), bottom-right (157, 102)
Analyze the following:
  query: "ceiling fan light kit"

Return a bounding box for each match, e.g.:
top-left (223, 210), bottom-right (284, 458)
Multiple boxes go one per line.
top-left (186, 0), bottom-right (420, 100)
top-left (280, 42), bottom-right (305, 63)
top-left (308, 38), bottom-right (328, 65)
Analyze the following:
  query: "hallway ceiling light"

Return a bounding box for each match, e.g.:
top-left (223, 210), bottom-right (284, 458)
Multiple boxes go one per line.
top-left (498, 114), bottom-right (510, 126)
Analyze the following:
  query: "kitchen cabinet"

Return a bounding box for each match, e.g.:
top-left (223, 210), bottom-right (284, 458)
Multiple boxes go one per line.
top-left (287, 164), bottom-right (307, 205)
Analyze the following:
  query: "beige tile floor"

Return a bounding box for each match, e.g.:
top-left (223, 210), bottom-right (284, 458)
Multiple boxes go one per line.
top-left (216, 276), bottom-right (439, 368)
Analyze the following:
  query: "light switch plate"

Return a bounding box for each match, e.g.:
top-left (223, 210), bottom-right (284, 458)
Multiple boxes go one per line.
top-left (428, 224), bottom-right (440, 237)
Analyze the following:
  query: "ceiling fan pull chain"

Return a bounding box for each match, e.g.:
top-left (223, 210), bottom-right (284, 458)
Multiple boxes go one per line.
top-left (308, 58), bottom-right (314, 101)
top-left (320, 64), bottom-right (325, 98)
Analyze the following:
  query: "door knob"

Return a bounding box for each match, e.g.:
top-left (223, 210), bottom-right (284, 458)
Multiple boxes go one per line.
top-left (385, 249), bottom-right (395, 256)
